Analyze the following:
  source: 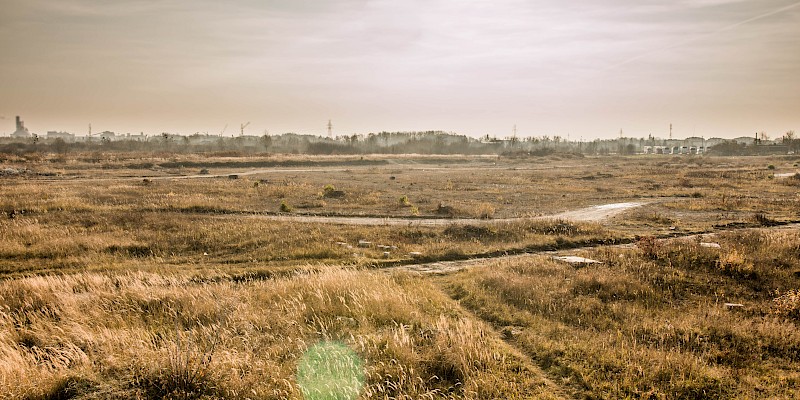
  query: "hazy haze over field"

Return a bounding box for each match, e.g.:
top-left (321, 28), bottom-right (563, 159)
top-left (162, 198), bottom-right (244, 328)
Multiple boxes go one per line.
top-left (1, 0), bottom-right (798, 139)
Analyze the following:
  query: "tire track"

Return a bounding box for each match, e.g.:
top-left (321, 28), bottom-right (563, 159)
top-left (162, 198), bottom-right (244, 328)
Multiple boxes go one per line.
top-left (244, 202), bottom-right (646, 226)
top-left (389, 222), bottom-right (800, 275)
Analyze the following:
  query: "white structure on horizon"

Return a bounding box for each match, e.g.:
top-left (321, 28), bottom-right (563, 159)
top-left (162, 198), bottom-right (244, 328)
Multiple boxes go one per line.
top-left (11, 116), bottom-right (31, 138)
top-left (47, 131), bottom-right (75, 141)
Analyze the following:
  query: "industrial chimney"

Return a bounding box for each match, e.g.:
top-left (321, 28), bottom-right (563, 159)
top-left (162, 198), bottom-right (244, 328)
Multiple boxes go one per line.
top-left (11, 115), bottom-right (31, 138)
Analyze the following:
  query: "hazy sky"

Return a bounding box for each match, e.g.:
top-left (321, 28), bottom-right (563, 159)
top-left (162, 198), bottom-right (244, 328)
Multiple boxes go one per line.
top-left (1, 0), bottom-right (799, 139)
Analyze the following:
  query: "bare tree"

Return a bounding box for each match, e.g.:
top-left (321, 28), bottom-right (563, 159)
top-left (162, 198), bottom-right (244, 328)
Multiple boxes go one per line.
top-left (785, 130), bottom-right (797, 152)
top-left (261, 134), bottom-right (272, 152)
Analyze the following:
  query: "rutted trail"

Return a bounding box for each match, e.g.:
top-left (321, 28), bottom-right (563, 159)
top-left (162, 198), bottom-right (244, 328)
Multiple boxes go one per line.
top-left (249, 202), bottom-right (646, 226)
top-left (391, 222), bottom-right (800, 275)
top-left (549, 202), bottom-right (643, 222)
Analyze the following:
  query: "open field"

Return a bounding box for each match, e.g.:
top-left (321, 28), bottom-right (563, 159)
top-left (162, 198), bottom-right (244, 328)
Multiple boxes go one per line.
top-left (2, 153), bottom-right (800, 399)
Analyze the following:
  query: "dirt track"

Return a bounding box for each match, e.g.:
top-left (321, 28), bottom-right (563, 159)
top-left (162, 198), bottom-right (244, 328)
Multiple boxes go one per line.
top-left (250, 202), bottom-right (645, 226)
top-left (392, 222), bottom-right (800, 275)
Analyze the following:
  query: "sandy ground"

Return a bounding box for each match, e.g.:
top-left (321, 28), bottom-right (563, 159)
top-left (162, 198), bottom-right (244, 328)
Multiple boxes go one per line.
top-left (547, 202), bottom-right (644, 222)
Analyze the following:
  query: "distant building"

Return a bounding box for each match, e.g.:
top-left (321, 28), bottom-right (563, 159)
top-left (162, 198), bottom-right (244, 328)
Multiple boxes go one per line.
top-left (683, 136), bottom-right (704, 147)
top-left (733, 136), bottom-right (756, 146)
top-left (705, 137), bottom-right (726, 148)
top-left (125, 132), bottom-right (147, 141)
top-left (47, 131), bottom-right (75, 141)
top-left (11, 116), bottom-right (31, 138)
top-left (99, 131), bottom-right (116, 140)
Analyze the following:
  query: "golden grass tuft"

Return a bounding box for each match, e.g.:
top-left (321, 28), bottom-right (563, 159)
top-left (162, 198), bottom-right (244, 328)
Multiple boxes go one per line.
top-left (0, 268), bottom-right (560, 399)
top-left (441, 228), bottom-right (800, 398)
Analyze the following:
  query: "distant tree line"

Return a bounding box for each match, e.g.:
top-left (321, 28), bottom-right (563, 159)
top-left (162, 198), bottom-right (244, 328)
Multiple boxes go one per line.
top-left (0, 130), bottom-right (797, 157)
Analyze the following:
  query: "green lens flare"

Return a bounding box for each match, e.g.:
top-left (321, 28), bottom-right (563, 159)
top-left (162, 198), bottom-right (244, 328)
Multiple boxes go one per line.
top-left (297, 341), bottom-right (364, 400)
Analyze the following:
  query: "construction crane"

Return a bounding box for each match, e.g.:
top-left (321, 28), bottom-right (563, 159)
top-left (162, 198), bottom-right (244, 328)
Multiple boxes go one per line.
top-left (220, 124), bottom-right (228, 137)
top-left (240, 122), bottom-right (250, 136)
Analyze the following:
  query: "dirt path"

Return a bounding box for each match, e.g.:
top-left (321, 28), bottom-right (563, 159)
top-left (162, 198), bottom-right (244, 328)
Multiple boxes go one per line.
top-left (391, 222), bottom-right (800, 275)
top-left (25, 159), bottom-right (588, 182)
top-left (148, 162), bottom-right (586, 180)
top-left (441, 284), bottom-right (576, 399)
top-left (249, 202), bottom-right (646, 226)
top-left (393, 246), bottom-right (630, 275)
top-left (548, 202), bottom-right (643, 222)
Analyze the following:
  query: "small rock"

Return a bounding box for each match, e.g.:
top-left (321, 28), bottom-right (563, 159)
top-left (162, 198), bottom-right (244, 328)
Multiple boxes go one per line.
top-left (724, 303), bottom-right (744, 310)
top-left (700, 242), bottom-right (721, 248)
top-left (358, 240), bottom-right (372, 248)
top-left (408, 252), bottom-right (423, 258)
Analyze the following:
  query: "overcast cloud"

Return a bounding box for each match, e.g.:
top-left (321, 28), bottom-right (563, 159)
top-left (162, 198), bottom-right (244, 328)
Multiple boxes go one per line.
top-left (1, 0), bottom-right (798, 138)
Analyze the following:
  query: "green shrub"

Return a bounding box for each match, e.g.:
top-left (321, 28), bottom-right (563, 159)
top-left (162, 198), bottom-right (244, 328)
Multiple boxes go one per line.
top-left (322, 184), bottom-right (346, 198)
top-left (398, 195), bottom-right (411, 207)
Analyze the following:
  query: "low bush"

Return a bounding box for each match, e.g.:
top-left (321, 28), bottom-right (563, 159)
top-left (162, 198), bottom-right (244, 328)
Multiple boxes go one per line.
top-left (476, 203), bottom-right (495, 219)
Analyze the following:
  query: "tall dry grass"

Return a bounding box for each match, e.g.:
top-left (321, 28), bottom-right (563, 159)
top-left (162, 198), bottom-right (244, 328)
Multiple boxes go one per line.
top-left (441, 228), bottom-right (800, 398)
top-left (4, 153), bottom-right (797, 224)
top-left (0, 200), bottom-right (619, 276)
top-left (0, 268), bottom-right (561, 399)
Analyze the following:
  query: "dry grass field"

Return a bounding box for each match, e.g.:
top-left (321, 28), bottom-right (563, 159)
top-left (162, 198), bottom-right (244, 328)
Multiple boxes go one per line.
top-left (1, 152), bottom-right (799, 399)
top-left (441, 228), bottom-right (800, 398)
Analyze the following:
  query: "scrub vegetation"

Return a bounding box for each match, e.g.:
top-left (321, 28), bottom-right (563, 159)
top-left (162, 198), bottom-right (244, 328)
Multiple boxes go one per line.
top-left (1, 152), bottom-right (799, 398)
top-left (441, 229), bottom-right (800, 398)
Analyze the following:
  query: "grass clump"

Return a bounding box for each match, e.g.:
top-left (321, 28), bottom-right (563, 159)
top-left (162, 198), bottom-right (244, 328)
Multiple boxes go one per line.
top-left (773, 289), bottom-right (800, 321)
top-left (322, 184), bottom-right (346, 198)
top-left (476, 203), bottom-right (495, 219)
top-left (26, 376), bottom-right (99, 400)
top-left (398, 195), bottom-right (411, 207)
top-left (133, 327), bottom-right (222, 399)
